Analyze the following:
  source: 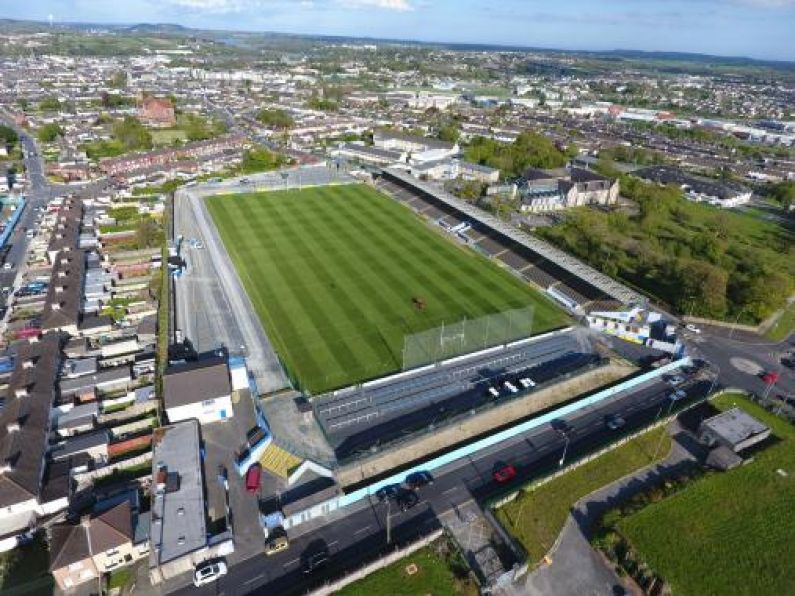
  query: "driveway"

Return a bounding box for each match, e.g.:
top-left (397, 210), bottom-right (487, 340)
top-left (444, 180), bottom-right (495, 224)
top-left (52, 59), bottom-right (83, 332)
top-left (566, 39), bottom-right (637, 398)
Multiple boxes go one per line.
top-left (518, 425), bottom-right (698, 596)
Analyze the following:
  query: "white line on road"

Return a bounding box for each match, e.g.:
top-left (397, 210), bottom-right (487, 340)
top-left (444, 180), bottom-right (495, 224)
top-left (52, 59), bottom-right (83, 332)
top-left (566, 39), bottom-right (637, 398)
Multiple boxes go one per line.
top-left (442, 486), bottom-right (459, 495)
top-left (354, 525), bottom-right (372, 535)
top-left (244, 574), bottom-right (265, 585)
top-left (284, 558), bottom-right (300, 567)
top-left (328, 540), bottom-right (339, 548)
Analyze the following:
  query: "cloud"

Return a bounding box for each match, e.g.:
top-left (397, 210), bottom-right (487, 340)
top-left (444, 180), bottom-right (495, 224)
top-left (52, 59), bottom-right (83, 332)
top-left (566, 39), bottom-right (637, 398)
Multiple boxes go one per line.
top-left (161, 0), bottom-right (258, 12)
top-left (336, 0), bottom-right (414, 11)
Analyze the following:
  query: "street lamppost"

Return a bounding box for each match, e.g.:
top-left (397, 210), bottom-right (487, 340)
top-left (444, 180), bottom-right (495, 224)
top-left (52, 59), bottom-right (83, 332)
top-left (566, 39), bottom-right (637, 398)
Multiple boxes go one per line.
top-left (558, 432), bottom-right (570, 468)
top-left (384, 499), bottom-right (393, 545)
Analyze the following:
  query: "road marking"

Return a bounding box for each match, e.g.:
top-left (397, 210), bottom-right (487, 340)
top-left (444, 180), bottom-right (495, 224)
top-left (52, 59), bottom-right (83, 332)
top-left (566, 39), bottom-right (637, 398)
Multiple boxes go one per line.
top-left (244, 574), bottom-right (265, 585)
top-left (354, 525), bottom-right (372, 535)
top-left (284, 558), bottom-right (300, 567)
top-left (443, 486), bottom-right (459, 495)
top-left (328, 540), bottom-right (339, 548)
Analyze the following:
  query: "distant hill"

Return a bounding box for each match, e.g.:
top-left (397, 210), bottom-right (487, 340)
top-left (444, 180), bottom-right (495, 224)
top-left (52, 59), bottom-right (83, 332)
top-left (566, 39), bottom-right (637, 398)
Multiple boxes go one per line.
top-left (0, 17), bottom-right (791, 70)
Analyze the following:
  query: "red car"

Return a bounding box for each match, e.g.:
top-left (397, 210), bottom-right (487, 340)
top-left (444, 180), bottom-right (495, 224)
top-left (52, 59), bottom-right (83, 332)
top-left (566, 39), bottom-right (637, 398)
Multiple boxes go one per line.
top-left (493, 464), bottom-right (517, 484)
top-left (245, 463), bottom-right (262, 493)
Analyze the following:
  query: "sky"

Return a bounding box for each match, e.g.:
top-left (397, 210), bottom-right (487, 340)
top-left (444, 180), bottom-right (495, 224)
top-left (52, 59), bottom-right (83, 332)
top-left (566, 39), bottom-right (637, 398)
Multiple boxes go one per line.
top-left (3, 0), bottom-right (795, 61)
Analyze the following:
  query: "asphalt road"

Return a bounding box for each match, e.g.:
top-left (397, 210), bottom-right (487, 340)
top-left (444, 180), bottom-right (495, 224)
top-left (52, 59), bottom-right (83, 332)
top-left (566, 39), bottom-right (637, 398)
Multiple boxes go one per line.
top-left (170, 370), bottom-right (706, 596)
top-left (683, 326), bottom-right (795, 398)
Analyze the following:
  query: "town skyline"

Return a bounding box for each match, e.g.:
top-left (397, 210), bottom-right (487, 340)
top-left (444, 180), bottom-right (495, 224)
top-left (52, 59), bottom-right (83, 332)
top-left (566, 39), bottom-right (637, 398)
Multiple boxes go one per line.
top-left (4, 0), bottom-right (795, 62)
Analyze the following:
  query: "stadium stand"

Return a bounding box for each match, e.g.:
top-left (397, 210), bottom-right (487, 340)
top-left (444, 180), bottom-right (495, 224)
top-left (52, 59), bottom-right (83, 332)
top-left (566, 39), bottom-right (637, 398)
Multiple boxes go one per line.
top-left (375, 170), bottom-right (644, 310)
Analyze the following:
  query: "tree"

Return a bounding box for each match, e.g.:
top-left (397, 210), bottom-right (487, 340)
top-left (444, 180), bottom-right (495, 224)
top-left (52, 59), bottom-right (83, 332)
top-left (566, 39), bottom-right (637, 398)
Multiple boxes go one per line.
top-left (438, 123), bottom-right (460, 143)
top-left (111, 116), bottom-right (152, 152)
top-left (108, 70), bottom-right (128, 89)
top-left (255, 108), bottom-right (294, 129)
top-left (675, 259), bottom-right (728, 318)
top-left (0, 125), bottom-right (18, 146)
top-left (768, 181), bottom-right (795, 209)
top-left (38, 96), bottom-right (61, 112)
top-left (37, 123), bottom-right (63, 143)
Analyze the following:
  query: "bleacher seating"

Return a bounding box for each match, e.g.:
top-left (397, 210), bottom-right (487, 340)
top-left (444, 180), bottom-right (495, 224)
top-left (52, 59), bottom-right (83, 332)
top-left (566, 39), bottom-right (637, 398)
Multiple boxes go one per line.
top-left (374, 173), bottom-right (618, 310)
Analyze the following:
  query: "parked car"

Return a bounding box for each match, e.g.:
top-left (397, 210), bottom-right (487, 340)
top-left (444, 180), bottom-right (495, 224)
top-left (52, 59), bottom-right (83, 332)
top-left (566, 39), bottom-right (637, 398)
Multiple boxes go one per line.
top-left (193, 561), bottom-right (228, 587)
top-left (605, 414), bottom-right (626, 430)
top-left (405, 470), bottom-right (434, 490)
top-left (245, 463), bottom-right (262, 493)
top-left (375, 483), bottom-right (401, 502)
top-left (396, 488), bottom-right (419, 511)
top-left (492, 463), bottom-right (517, 484)
top-left (265, 528), bottom-right (290, 556)
top-left (685, 324), bottom-right (701, 334)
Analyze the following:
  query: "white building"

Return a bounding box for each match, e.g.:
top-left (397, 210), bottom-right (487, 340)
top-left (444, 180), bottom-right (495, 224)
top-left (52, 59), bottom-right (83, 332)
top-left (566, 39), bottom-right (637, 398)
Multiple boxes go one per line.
top-left (163, 357), bottom-right (234, 425)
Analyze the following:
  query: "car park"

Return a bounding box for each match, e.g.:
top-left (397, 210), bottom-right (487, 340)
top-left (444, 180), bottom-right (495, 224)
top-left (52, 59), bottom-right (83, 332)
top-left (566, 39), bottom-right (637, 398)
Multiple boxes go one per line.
top-left (493, 463), bottom-right (517, 484)
top-left (193, 561), bottom-right (228, 587)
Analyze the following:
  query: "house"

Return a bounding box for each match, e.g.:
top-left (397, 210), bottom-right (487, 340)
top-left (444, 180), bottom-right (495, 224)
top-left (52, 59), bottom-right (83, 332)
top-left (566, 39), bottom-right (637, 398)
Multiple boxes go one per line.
top-left (0, 334), bottom-right (68, 552)
top-left (59, 366), bottom-right (132, 400)
top-left (148, 420), bottom-right (233, 584)
top-left (49, 501), bottom-right (144, 591)
top-left (138, 96), bottom-right (176, 127)
top-left (373, 130), bottom-right (459, 163)
top-left (518, 167), bottom-right (618, 213)
top-left (163, 357), bottom-right (233, 425)
top-left (634, 165), bottom-right (752, 208)
top-left (698, 408), bottom-right (770, 453)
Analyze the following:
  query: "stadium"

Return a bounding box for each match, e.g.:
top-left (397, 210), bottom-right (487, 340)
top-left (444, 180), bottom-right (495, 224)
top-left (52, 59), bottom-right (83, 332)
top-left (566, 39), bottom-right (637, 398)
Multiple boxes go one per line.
top-left (175, 166), bottom-right (641, 464)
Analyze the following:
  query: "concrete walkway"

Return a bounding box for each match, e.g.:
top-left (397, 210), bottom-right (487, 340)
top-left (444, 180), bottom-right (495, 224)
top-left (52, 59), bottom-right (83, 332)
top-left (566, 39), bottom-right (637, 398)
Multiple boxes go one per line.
top-left (516, 424), bottom-right (699, 596)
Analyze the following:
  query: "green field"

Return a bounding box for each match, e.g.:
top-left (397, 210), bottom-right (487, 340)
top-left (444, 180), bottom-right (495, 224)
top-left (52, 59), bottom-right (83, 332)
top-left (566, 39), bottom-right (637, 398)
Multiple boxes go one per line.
top-left (495, 427), bottom-right (670, 563)
top-left (336, 540), bottom-right (477, 596)
top-left (617, 394), bottom-right (795, 595)
top-left (206, 184), bottom-right (567, 394)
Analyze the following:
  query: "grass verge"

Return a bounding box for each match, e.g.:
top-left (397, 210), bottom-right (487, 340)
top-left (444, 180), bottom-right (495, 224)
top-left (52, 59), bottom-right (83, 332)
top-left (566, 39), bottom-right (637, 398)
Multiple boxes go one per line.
top-left (495, 427), bottom-right (671, 563)
top-left (615, 394), bottom-right (795, 596)
top-left (765, 301), bottom-right (795, 342)
top-left (336, 538), bottom-right (477, 596)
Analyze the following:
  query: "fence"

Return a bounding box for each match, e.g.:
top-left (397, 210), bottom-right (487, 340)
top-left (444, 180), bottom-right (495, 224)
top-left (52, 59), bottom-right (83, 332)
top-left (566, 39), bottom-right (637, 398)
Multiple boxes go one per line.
top-left (402, 305), bottom-right (536, 370)
top-left (308, 529), bottom-right (444, 596)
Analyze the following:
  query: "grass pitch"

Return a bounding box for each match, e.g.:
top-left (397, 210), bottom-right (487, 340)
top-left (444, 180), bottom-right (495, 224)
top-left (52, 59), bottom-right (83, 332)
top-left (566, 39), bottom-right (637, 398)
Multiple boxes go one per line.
top-left (617, 394), bottom-right (795, 595)
top-left (206, 184), bottom-right (568, 393)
